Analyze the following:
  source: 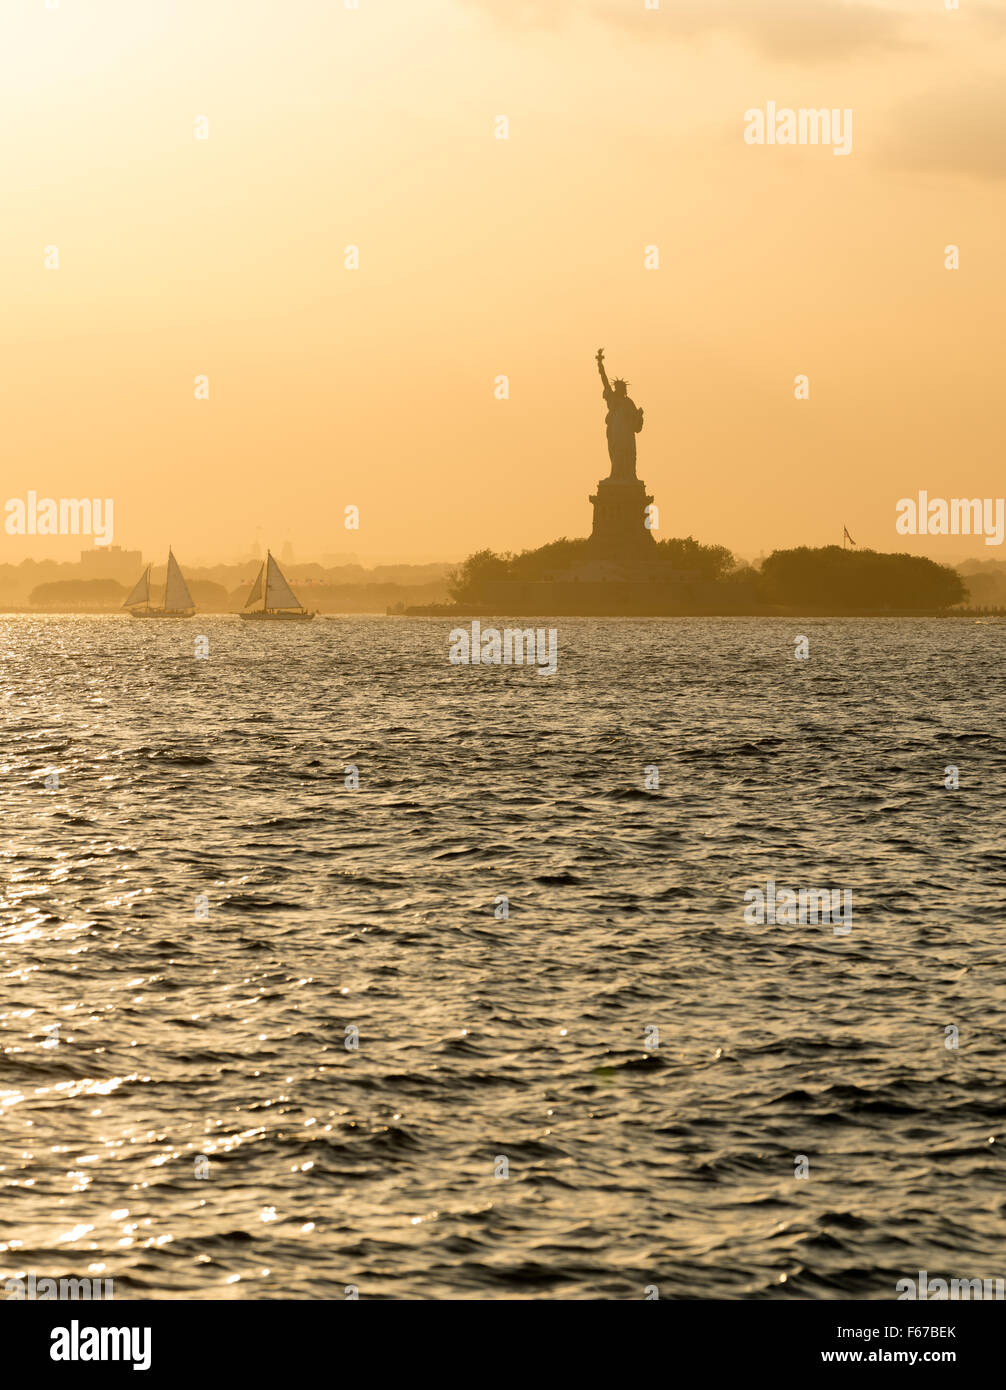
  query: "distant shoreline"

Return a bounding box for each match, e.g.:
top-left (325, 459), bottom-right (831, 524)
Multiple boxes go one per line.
top-left (3, 606), bottom-right (1003, 620)
top-left (394, 605), bottom-right (1005, 620)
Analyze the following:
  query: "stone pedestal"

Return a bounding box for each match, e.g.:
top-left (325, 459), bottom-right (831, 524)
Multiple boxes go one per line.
top-left (589, 475), bottom-right (656, 559)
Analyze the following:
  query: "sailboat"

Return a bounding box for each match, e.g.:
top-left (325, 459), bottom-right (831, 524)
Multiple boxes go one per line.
top-left (123, 549), bottom-right (196, 618)
top-left (240, 550), bottom-right (315, 620)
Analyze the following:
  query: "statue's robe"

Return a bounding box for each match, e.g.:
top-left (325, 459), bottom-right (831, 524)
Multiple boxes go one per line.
top-left (603, 389), bottom-right (644, 480)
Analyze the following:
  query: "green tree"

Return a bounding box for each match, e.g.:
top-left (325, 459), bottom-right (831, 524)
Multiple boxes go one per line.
top-left (654, 536), bottom-right (735, 580)
top-left (509, 537), bottom-right (591, 579)
top-left (759, 546), bottom-right (965, 610)
top-left (447, 549), bottom-right (513, 602)
top-left (29, 579), bottom-right (127, 609)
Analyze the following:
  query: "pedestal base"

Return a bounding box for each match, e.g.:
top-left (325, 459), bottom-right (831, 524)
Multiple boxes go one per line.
top-left (589, 475), bottom-right (656, 560)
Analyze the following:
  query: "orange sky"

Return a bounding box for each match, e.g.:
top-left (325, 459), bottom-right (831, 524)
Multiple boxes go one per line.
top-left (3, 0), bottom-right (1005, 565)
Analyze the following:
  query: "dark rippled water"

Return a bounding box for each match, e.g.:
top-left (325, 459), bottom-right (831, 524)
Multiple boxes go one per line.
top-left (2, 615), bottom-right (1004, 1299)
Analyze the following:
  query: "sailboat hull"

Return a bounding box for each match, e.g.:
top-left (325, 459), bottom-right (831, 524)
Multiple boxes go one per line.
top-left (240, 610), bottom-right (315, 621)
top-left (129, 609), bottom-right (194, 619)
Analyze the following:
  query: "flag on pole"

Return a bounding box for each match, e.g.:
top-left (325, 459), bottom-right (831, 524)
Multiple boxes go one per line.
top-left (843, 526), bottom-right (856, 548)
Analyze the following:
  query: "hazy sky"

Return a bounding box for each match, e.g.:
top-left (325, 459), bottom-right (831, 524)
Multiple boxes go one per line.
top-left (3, 0), bottom-right (1005, 564)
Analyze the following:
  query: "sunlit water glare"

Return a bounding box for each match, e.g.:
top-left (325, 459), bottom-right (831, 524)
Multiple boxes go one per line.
top-left (1, 615), bottom-right (1003, 1298)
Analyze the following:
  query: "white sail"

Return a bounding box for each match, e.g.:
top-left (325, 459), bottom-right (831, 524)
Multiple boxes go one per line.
top-left (245, 562), bottom-right (265, 608)
top-left (123, 565), bottom-right (151, 608)
top-left (164, 550), bottom-right (194, 611)
top-left (264, 552), bottom-right (304, 610)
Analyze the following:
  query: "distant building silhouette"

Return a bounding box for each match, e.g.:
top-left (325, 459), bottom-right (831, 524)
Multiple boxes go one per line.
top-left (79, 546), bottom-right (143, 582)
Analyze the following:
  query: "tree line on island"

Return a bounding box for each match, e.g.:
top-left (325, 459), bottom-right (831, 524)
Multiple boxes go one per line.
top-left (4, 541), bottom-right (978, 613)
top-left (448, 538), bottom-right (968, 612)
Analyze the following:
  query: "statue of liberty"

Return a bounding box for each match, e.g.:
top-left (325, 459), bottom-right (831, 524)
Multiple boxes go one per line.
top-left (596, 348), bottom-right (644, 481)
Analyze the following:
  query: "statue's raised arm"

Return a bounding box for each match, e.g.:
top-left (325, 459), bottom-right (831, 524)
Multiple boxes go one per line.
top-left (596, 347), bottom-right (643, 481)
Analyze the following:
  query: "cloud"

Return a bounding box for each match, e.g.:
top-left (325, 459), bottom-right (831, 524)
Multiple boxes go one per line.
top-left (459, 0), bottom-right (914, 62)
top-left (976, 3), bottom-right (1006, 37)
top-left (881, 74), bottom-right (1006, 180)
